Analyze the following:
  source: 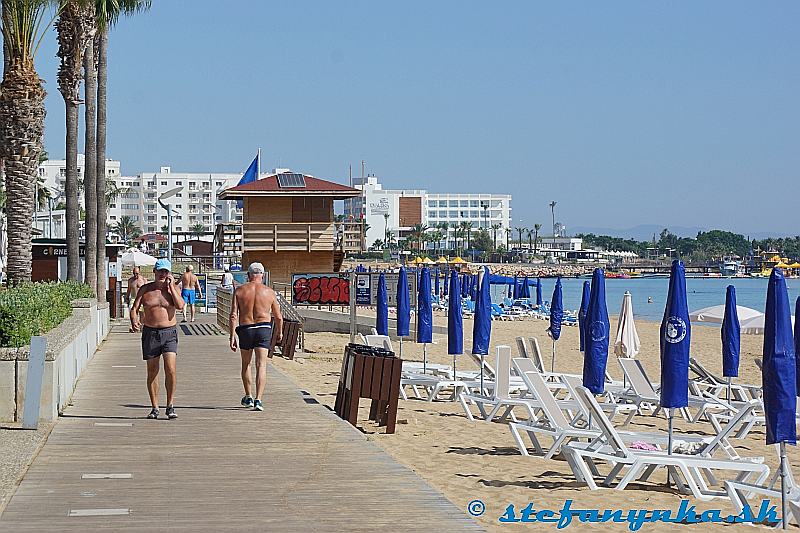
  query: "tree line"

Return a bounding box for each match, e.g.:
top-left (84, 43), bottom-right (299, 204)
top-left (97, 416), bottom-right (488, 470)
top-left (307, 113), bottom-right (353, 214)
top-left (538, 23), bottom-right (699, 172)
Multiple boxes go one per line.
top-left (1, 0), bottom-right (151, 295)
top-left (577, 228), bottom-right (800, 261)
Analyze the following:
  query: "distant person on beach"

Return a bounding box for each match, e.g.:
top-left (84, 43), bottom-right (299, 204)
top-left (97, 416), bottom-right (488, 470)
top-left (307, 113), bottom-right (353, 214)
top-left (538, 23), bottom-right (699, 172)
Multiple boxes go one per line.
top-left (127, 267), bottom-right (148, 332)
top-left (221, 266), bottom-right (234, 289)
top-left (229, 262), bottom-right (283, 412)
top-left (130, 258), bottom-right (185, 420)
top-left (179, 265), bottom-right (203, 323)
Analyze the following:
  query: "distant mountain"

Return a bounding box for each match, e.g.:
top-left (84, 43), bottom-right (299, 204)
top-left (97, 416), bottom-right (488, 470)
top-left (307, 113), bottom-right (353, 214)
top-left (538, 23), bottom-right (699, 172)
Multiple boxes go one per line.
top-left (570, 224), bottom-right (706, 241)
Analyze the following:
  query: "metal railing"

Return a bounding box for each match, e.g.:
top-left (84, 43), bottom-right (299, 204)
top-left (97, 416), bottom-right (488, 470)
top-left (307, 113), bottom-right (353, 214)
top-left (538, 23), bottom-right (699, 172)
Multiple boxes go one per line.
top-left (242, 222), bottom-right (335, 252)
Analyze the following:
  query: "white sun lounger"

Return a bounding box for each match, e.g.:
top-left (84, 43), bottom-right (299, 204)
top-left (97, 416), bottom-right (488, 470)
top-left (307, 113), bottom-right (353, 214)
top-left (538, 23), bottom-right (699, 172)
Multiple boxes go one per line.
top-left (562, 386), bottom-right (769, 501)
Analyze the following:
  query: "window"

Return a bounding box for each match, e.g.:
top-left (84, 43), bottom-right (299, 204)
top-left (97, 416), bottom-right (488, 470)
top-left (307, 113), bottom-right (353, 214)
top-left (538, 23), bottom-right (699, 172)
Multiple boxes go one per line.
top-left (160, 181), bottom-right (167, 186)
top-left (133, 182), bottom-right (140, 187)
top-left (176, 181), bottom-right (182, 186)
top-left (175, 227), bottom-right (183, 232)
top-left (109, 215), bottom-right (116, 221)
top-left (110, 203), bottom-right (117, 209)
top-left (59, 168), bottom-right (66, 177)
top-left (448, 200), bottom-right (458, 207)
top-left (460, 200), bottom-right (469, 207)
top-left (161, 216), bottom-right (167, 221)
top-left (108, 169), bottom-right (116, 175)
top-left (147, 216), bottom-right (155, 222)
top-left (428, 201), bottom-right (436, 208)
top-left (470, 200), bottom-right (479, 207)
top-left (449, 210), bottom-right (458, 218)
top-left (130, 216), bottom-right (139, 222)
top-left (215, 181), bottom-right (223, 187)
top-left (439, 200), bottom-right (447, 207)
top-left (176, 204), bottom-right (182, 209)
top-left (122, 203), bottom-right (138, 210)
top-left (38, 168), bottom-right (45, 177)
top-left (176, 193), bottom-right (182, 198)
top-left (470, 210), bottom-right (479, 218)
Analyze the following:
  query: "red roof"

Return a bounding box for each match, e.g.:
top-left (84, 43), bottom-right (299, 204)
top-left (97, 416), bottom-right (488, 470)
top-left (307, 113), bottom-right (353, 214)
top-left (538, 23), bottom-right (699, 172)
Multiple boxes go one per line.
top-left (219, 173), bottom-right (359, 199)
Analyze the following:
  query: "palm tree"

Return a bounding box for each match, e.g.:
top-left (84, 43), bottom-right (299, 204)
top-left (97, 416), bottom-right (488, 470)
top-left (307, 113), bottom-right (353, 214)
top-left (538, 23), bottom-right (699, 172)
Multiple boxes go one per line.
top-left (526, 229), bottom-right (533, 255)
top-left (94, 0), bottom-right (151, 300)
top-left (490, 223), bottom-right (501, 251)
top-left (111, 215), bottom-right (138, 245)
top-left (0, 0), bottom-right (53, 284)
top-left (450, 221), bottom-right (460, 255)
top-left (460, 221), bottom-right (473, 252)
top-left (56, 1), bottom-right (93, 282)
top-left (190, 223), bottom-right (205, 239)
top-left (83, 4), bottom-right (99, 291)
top-left (515, 227), bottom-right (525, 249)
top-left (409, 223), bottom-right (428, 252)
top-left (505, 227), bottom-right (511, 250)
top-left (533, 223), bottom-right (542, 255)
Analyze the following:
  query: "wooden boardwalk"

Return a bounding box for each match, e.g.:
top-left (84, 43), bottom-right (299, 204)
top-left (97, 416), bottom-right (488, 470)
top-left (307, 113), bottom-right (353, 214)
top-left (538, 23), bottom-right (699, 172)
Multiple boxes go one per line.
top-left (0, 318), bottom-right (483, 532)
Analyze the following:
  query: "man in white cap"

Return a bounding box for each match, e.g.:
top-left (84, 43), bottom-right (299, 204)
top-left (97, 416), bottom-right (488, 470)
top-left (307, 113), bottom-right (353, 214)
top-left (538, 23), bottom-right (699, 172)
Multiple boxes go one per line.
top-left (130, 258), bottom-right (185, 420)
top-left (229, 262), bottom-right (283, 411)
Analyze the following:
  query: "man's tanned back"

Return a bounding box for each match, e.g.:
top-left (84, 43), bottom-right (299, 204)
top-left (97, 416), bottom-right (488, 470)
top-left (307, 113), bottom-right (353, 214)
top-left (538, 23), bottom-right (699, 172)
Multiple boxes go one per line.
top-left (235, 282), bottom-right (277, 325)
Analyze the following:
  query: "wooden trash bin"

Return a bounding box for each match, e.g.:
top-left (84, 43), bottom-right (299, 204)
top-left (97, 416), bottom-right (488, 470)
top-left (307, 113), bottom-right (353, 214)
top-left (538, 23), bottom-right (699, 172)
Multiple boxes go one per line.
top-left (335, 344), bottom-right (402, 434)
top-left (269, 320), bottom-right (301, 360)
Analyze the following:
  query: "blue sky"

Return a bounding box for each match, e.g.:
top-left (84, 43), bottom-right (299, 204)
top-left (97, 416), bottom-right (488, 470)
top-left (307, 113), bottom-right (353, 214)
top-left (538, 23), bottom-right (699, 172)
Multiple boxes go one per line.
top-left (35, 1), bottom-right (800, 235)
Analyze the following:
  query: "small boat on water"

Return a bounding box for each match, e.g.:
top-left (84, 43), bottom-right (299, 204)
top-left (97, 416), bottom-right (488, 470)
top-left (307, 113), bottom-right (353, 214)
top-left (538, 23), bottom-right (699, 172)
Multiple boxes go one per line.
top-left (719, 258), bottom-right (741, 277)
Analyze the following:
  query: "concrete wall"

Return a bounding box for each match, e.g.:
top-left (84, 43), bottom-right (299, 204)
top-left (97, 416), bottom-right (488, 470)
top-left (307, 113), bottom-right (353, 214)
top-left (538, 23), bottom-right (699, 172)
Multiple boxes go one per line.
top-left (244, 250), bottom-right (333, 284)
top-left (0, 299), bottom-right (110, 423)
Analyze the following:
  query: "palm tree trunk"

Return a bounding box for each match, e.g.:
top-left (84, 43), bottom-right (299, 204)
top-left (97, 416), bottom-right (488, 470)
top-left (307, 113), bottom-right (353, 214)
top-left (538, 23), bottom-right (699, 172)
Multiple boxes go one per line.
top-left (65, 101), bottom-right (80, 280)
top-left (0, 62), bottom-right (45, 284)
top-left (95, 31), bottom-right (108, 301)
top-left (83, 39), bottom-right (97, 292)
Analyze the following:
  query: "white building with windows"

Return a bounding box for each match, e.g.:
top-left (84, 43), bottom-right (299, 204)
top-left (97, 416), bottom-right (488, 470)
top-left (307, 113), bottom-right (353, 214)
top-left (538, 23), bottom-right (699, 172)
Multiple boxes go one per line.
top-left (343, 175), bottom-right (512, 250)
top-left (133, 167), bottom-right (243, 236)
top-left (38, 155), bottom-right (121, 204)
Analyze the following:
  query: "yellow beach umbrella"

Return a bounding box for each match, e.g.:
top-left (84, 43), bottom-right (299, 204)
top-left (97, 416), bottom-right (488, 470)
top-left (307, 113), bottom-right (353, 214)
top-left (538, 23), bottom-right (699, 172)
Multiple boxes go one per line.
top-left (450, 256), bottom-right (467, 264)
top-left (412, 256), bottom-right (423, 264)
top-left (436, 256), bottom-right (448, 264)
top-left (776, 262), bottom-right (790, 269)
top-left (422, 257), bottom-right (435, 264)
top-left (790, 262), bottom-right (800, 269)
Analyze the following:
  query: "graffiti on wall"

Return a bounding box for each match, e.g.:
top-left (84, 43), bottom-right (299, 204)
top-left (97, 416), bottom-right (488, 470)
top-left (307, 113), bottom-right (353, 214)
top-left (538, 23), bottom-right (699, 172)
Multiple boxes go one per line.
top-left (292, 273), bottom-right (350, 305)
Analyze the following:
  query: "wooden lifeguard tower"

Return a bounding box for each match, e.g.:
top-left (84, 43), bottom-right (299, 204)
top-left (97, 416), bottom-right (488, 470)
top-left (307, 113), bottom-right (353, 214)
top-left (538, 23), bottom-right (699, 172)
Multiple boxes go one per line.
top-left (218, 171), bottom-right (360, 283)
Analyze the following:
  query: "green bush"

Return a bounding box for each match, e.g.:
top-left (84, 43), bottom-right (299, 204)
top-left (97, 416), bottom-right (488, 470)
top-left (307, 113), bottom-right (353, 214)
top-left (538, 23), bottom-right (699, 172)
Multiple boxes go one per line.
top-left (0, 281), bottom-right (95, 348)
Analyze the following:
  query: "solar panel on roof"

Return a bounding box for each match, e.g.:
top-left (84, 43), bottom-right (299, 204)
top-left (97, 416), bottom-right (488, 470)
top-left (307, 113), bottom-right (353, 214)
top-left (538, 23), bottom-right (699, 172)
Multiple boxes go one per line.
top-left (276, 173), bottom-right (306, 188)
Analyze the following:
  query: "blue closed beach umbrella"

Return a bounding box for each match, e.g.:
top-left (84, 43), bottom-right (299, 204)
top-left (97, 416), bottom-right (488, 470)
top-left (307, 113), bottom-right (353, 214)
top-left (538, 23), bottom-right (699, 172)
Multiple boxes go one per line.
top-left (536, 278), bottom-right (543, 307)
top-left (582, 269), bottom-right (609, 394)
top-left (721, 285), bottom-right (741, 384)
top-left (434, 269), bottom-right (440, 297)
top-left (461, 274), bottom-right (469, 298)
top-left (396, 267), bottom-right (410, 356)
top-left (762, 268), bottom-right (797, 528)
top-left (507, 282), bottom-right (513, 299)
top-left (376, 273), bottom-right (389, 336)
top-left (512, 275), bottom-right (519, 299)
top-left (448, 271), bottom-right (463, 376)
top-left (470, 275), bottom-right (478, 301)
top-left (660, 260), bottom-right (691, 468)
top-left (578, 280), bottom-right (591, 353)
top-left (443, 269), bottom-right (448, 296)
top-left (522, 275), bottom-right (530, 299)
top-left (795, 296), bottom-right (800, 393)
top-left (547, 277), bottom-right (564, 372)
top-left (472, 266), bottom-right (493, 391)
top-left (417, 266), bottom-right (433, 372)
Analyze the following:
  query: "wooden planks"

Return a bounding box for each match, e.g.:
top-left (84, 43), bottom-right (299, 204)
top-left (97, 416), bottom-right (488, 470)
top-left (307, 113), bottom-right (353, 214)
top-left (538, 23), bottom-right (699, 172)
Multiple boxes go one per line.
top-left (0, 319), bottom-right (484, 532)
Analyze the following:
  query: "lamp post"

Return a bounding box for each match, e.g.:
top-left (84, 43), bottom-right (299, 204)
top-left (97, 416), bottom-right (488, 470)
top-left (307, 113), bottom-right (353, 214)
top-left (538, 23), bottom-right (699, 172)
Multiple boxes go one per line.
top-left (549, 201), bottom-right (557, 259)
top-left (383, 212), bottom-right (389, 250)
top-left (158, 186), bottom-right (182, 261)
top-left (482, 201), bottom-right (488, 231)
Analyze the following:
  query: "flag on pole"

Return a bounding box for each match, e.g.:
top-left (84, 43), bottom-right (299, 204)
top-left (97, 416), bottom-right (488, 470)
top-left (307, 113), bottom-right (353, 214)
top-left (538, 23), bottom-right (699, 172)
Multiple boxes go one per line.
top-left (236, 153), bottom-right (259, 208)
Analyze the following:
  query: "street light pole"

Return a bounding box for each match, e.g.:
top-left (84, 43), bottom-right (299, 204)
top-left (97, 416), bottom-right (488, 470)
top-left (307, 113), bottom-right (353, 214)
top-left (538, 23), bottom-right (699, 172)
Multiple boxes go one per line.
top-left (158, 186), bottom-right (182, 262)
top-left (549, 201), bottom-right (557, 258)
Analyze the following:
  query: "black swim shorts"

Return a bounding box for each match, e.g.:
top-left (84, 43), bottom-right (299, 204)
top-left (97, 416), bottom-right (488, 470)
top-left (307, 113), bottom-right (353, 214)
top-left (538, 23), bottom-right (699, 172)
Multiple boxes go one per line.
top-left (141, 325), bottom-right (179, 360)
top-left (235, 322), bottom-right (273, 351)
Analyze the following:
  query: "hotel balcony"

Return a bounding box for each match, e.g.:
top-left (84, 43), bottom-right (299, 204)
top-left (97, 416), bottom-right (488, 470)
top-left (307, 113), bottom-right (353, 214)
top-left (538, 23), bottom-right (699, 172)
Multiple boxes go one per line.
top-left (242, 222), bottom-right (335, 252)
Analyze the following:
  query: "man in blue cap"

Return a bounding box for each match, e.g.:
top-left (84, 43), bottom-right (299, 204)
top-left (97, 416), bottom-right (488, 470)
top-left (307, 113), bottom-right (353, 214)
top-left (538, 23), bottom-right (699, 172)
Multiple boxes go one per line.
top-left (130, 258), bottom-right (185, 420)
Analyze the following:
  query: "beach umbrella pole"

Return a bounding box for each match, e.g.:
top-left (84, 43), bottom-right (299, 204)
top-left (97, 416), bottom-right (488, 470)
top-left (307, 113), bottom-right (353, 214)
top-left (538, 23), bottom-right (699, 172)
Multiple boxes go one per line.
top-left (480, 354), bottom-right (485, 395)
top-left (551, 341), bottom-right (556, 373)
top-left (399, 338), bottom-right (403, 358)
top-left (667, 408), bottom-right (673, 487)
top-left (423, 343), bottom-right (428, 374)
top-left (781, 442), bottom-right (788, 529)
top-left (727, 377), bottom-right (731, 404)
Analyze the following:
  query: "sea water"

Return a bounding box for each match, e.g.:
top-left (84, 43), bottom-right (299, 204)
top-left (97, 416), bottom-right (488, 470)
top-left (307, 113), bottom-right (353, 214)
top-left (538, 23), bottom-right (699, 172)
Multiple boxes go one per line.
top-left (491, 277), bottom-right (800, 323)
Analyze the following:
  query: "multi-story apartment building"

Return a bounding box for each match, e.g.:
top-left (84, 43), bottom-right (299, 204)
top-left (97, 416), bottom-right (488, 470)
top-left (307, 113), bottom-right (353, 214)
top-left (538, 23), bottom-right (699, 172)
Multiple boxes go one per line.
top-left (38, 155), bottom-right (121, 204)
top-left (343, 175), bottom-right (512, 250)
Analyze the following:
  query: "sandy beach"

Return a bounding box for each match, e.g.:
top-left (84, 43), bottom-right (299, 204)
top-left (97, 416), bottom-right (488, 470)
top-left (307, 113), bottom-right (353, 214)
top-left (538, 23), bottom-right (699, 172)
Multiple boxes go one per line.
top-left (272, 313), bottom-right (792, 531)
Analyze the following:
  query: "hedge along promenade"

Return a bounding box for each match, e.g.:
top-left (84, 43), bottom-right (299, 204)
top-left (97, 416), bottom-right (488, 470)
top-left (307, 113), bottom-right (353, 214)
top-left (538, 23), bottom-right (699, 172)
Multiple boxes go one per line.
top-left (0, 282), bottom-right (95, 347)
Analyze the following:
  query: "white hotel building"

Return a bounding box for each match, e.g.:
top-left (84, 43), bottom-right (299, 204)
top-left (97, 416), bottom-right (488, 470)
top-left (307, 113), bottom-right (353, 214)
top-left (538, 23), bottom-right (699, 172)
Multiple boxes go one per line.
top-left (344, 175), bottom-right (512, 250)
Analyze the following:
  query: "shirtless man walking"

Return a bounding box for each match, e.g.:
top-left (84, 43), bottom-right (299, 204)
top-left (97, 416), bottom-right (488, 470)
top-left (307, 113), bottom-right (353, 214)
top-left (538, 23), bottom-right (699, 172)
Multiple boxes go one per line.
top-left (130, 259), bottom-right (185, 420)
top-left (229, 262), bottom-right (282, 411)
top-left (127, 267), bottom-right (147, 332)
top-left (179, 265), bottom-right (203, 323)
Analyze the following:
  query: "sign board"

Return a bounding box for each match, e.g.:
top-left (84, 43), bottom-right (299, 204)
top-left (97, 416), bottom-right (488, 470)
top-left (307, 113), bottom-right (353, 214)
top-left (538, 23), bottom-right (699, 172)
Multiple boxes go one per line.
top-left (368, 196), bottom-right (390, 215)
top-left (354, 272), bottom-right (416, 307)
top-left (231, 270), bottom-right (270, 287)
top-left (292, 273), bottom-right (350, 306)
top-left (195, 273), bottom-right (207, 310)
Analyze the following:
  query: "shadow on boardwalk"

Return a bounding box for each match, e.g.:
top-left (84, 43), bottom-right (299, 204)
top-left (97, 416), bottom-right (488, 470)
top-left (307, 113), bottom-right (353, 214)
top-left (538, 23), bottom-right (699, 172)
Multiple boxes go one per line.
top-left (0, 318), bottom-right (483, 531)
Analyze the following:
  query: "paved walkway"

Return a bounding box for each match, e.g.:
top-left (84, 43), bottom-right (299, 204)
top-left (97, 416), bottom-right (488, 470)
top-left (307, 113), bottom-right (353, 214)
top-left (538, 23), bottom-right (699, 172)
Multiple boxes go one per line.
top-left (0, 318), bottom-right (482, 531)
